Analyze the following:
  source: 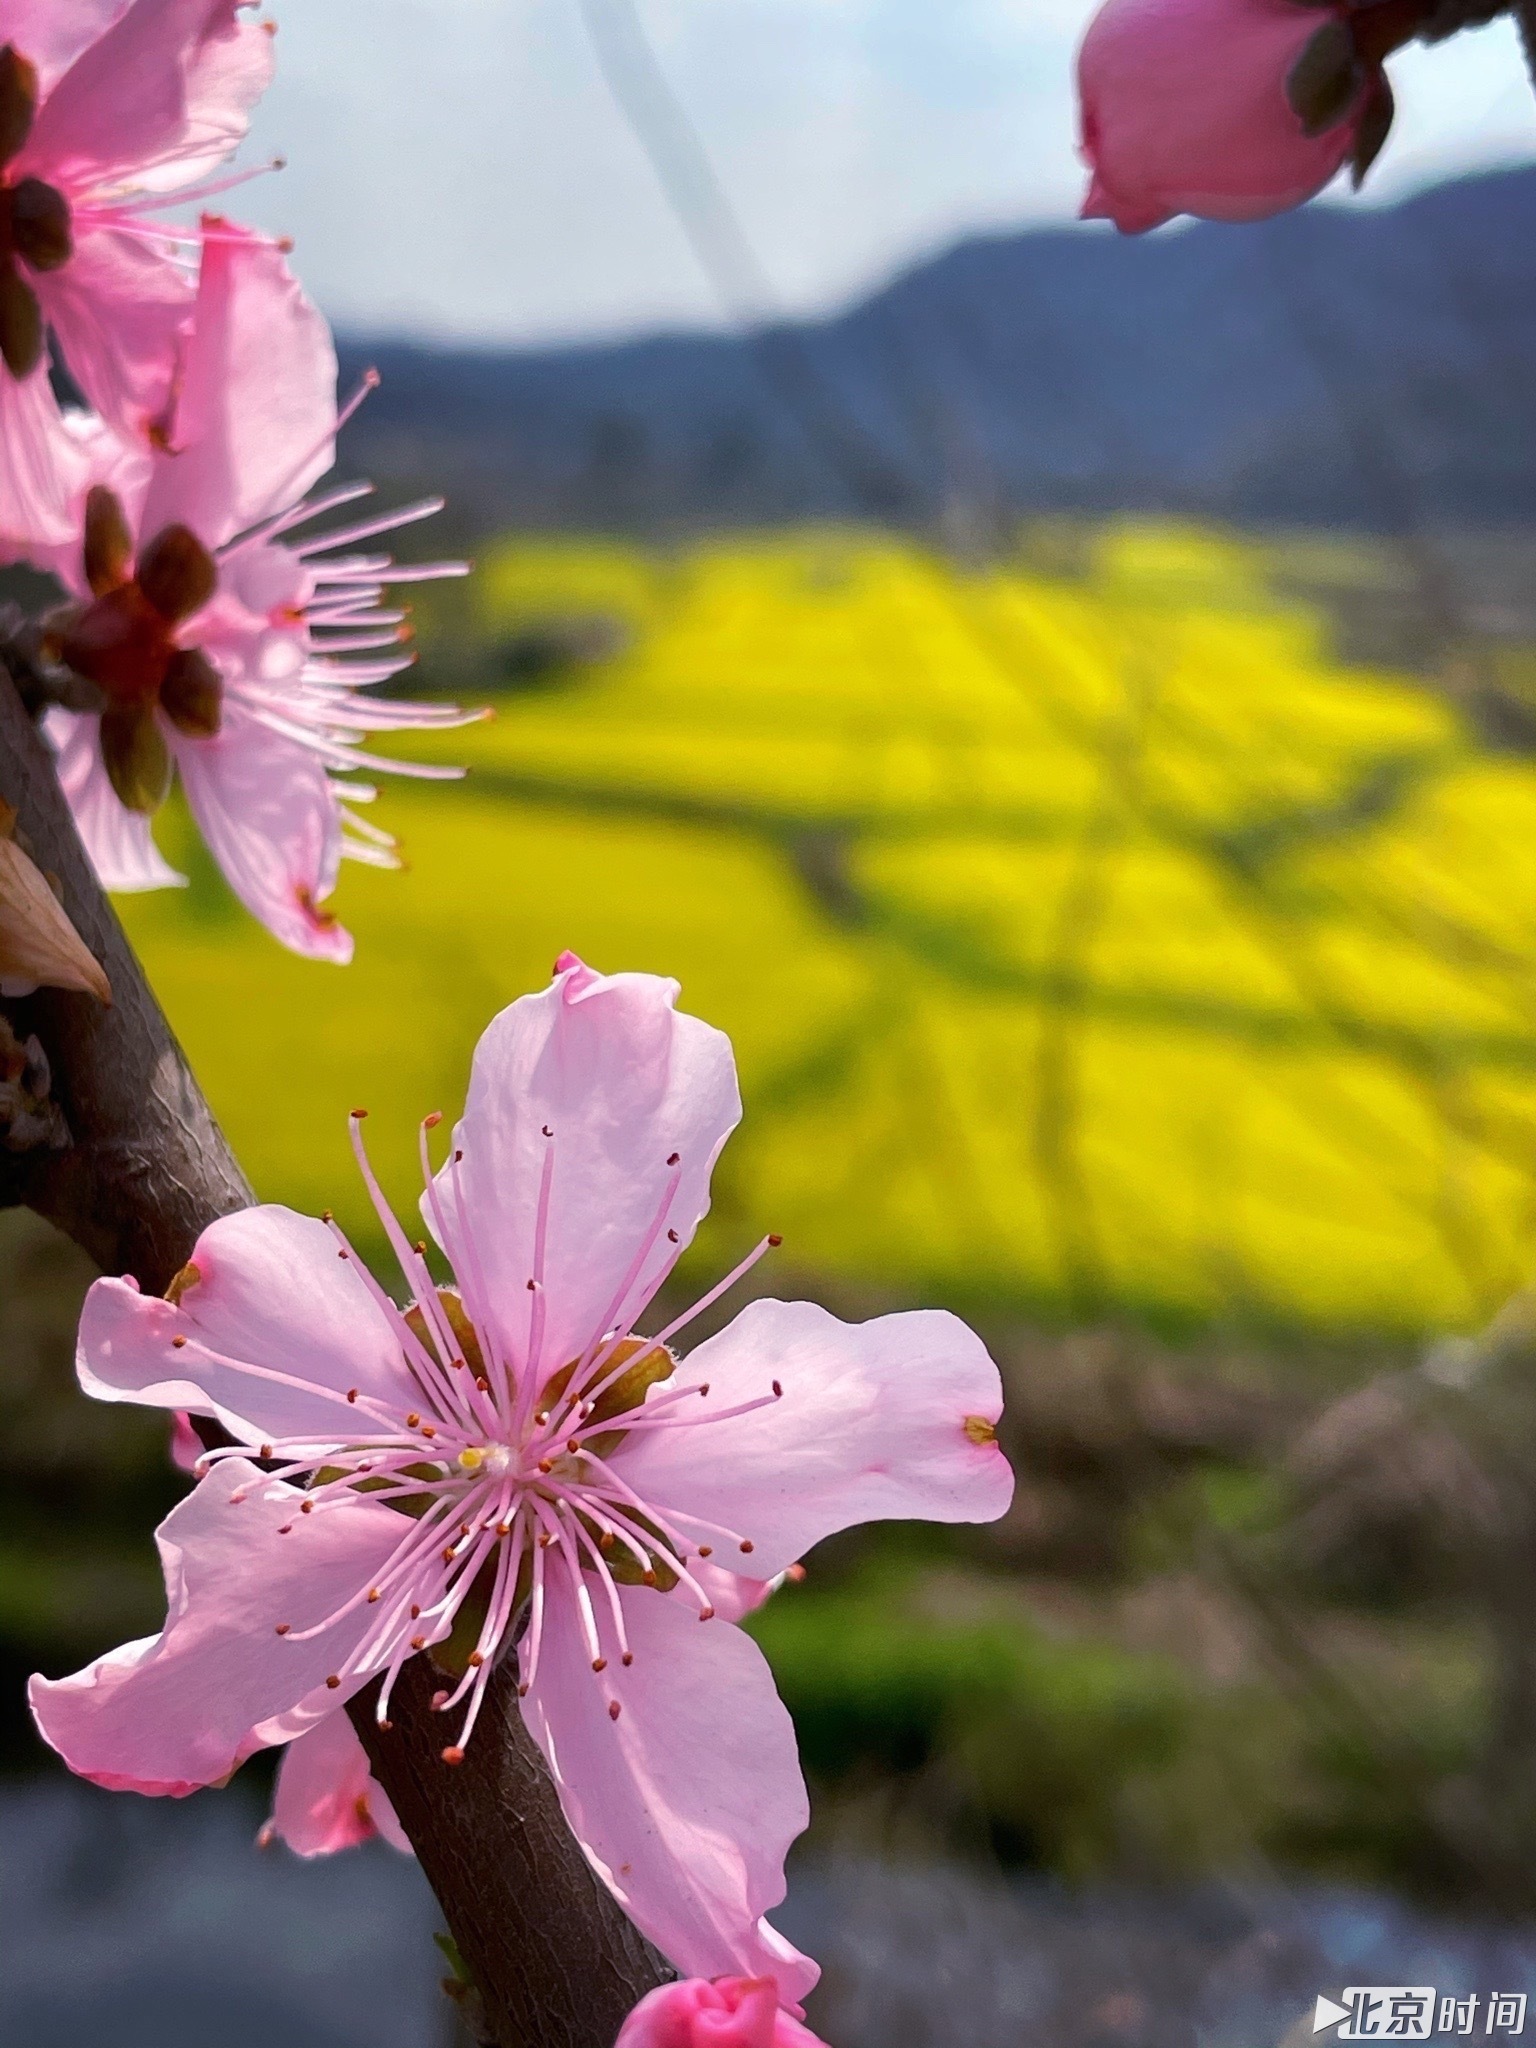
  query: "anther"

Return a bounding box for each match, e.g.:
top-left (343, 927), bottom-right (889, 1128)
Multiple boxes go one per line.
top-left (667, 1151), bottom-right (680, 1166)
top-left (414, 1240), bottom-right (427, 1255)
top-left (278, 1524), bottom-right (293, 1535)
top-left (699, 1607), bottom-right (714, 1621)
top-left (406, 1412), bottom-right (421, 1428)
top-left (600, 1532), bottom-right (615, 1550)
top-left (367, 1588), bottom-right (380, 1604)
top-left (698, 1545), bottom-right (713, 1557)
top-left (274, 1623), bottom-right (290, 1636)
top-left (351, 1107), bottom-right (369, 1120)
top-left (526, 1279), bottom-right (536, 1292)
top-left (441, 1546), bottom-right (456, 1563)
top-left (593, 1657), bottom-right (607, 1672)
top-left (496, 1520), bottom-right (512, 1536)
top-left (424, 1111), bottom-right (442, 1129)
top-left (421, 1426), bottom-right (437, 1439)
top-left (534, 1411), bottom-right (550, 1427)
top-left (538, 1532), bottom-right (552, 1548)
top-left (609, 1701), bottom-right (623, 1721)
top-left (260, 1445), bottom-right (273, 1460)
top-left (441, 1746), bottom-right (465, 1766)
top-left (338, 1249), bottom-right (348, 1260)
top-left (542, 1125), bottom-right (553, 1138)
top-left (454, 1149), bottom-right (464, 1163)
top-left (622, 1652), bottom-right (634, 1667)
top-left (466, 1651), bottom-right (485, 1669)
top-left (410, 1604), bottom-right (422, 1619)
top-left (740, 1540), bottom-right (754, 1554)
top-left (411, 1635), bottom-right (426, 1650)
top-left (377, 1718), bottom-right (393, 1733)
top-left (642, 1570), bottom-right (657, 1587)
top-left (325, 1674), bottom-right (341, 1689)
top-left (322, 1209), bottom-right (333, 1222)
top-left (667, 1229), bottom-right (679, 1243)
top-left (300, 1500), bottom-right (314, 1515)
top-left (476, 1376), bottom-right (490, 1393)
top-left (772, 1381), bottom-right (783, 1397)
top-left (172, 1334), bottom-right (187, 1349)
top-left (518, 1682), bottom-right (530, 1697)
top-left (538, 1460), bottom-right (554, 1475)
top-left (768, 1233), bottom-right (783, 1248)
top-left (347, 1388), bottom-right (358, 1403)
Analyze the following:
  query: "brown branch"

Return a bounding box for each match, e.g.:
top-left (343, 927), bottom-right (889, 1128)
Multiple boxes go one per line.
top-left (0, 663), bottom-right (670, 2046)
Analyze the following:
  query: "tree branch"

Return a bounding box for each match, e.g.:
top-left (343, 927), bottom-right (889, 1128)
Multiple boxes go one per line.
top-left (0, 663), bottom-right (670, 2047)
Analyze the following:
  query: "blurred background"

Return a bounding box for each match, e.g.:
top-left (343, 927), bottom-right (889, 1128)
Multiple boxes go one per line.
top-left (9, 3), bottom-right (1536, 2043)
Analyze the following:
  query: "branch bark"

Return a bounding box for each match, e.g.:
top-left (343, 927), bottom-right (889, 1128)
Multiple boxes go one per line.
top-left (0, 664), bottom-right (670, 2046)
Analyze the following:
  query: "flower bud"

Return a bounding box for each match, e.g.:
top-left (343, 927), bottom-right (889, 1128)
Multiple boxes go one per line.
top-left (1076, 0), bottom-right (1362, 233)
top-left (0, 804), bottom-right (110, 1003)
top-left (614, 1978), bottom-right (828, 2048)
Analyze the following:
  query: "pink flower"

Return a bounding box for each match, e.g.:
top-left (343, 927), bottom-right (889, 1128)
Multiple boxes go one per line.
top-left (30, 957), bottom-right (1013, 2000)
top-left (1076, 0), bottom-right (1397, 233)
top-left (0, 0), bottom-right (274, 548)
top-left (615, 1977), bottom-right (828, 2048)
top-left (32, 221), bottom-right (472, 960)
top-left (259, 1710), bottom-right (410, 1858)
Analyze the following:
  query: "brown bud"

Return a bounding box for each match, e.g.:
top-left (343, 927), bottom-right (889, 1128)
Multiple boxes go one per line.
top-left (0, 46), bottom-right (38, 170)
top-left (0, 260), bottom-right (42, 380)
top-left (100, 701), bottom-right (173, 814)
top-left (1285, 20), bottom-right (1362, 137)
top-left (0, 809), bottom-right (110, 1003)
top-left (83, 486), bottom-right (134, 598)
top-left (9, 178), bottom-right (71, 272)
top-left (160, 645), bottom-right (223, 737)
top-left (136, 523), bottom-right (217, 624)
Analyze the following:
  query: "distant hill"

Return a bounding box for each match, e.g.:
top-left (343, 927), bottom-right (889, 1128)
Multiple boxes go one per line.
top-left (337, 166), bottom-right (1536, 535)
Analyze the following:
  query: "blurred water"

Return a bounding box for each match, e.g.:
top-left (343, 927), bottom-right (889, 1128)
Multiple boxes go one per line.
top-left (7, 1774), bottom-right (1536, 2047)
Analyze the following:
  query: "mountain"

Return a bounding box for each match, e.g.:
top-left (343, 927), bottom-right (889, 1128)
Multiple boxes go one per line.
top-left (336, 166), bottom-right (1536, 535)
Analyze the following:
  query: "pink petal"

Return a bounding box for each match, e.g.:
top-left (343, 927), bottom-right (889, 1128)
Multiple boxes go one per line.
top-left (138, 227), bottom-right (336, 546)
top-left (266, 1711), bottom-right (411, 1858)
top-left (3, 0), bottom-right (134, 96)
top-left (36, 226), bottom-right (192, 440)
top-left (0, 366), bottom-right (98, 560)
top-left (43, 708), bottom-right (186, 892)
top-left (168, 1410), bottom-right (203, 1473)
top-left (519, 1577), bottom-right (818, 2007)
top-left (77, 1204), bottom-right (419, 1443)
top-left (427, 960), bottom-right (740, 1385)
top-left (25, 0), bottom-right (270, 197)
top-left (29, 1457), bottom-right (418, 1795)
top-left (618, 1301), bottom-right (1014, 1580)
top-left (686, 1561), bottom-right (781, 1627)
top-left (174, 700), bottom-right (352, 963)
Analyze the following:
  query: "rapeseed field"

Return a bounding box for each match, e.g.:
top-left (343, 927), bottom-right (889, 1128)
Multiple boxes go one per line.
top-left (120, 523), bottom-right (1536, 1339)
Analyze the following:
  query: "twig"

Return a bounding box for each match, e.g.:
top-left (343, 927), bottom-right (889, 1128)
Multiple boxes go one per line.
top-left (0, 661), bottom-right (670, 2047)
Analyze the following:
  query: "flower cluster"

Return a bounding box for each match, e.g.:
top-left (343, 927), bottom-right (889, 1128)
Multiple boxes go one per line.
top-left (31, 955), bottom-right (1015, 2011)
top-left (0, 0), bottom-right (473, 961)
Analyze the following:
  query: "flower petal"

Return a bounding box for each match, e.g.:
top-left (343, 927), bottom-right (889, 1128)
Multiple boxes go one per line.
top-left (77, 1204), bottom-right (418, 1443)
top-left (619, 1300), bottom-right (1014, 1580)
top-left (25, 0), bottom-right (269, 197)
top-left (428, 958), bottom-right (740, 1386)
top-left (174, 700), bottom-right (351, 963)
top-left (267, 1710), bottom-right (410, 1858)
top-left (36, 227), bottom-right (191, 441)
top-left (0, 364), bottom-right (100, 561)
top-left (139, 226), bottom-right (335, 546)
top-left (29, 1457), bottom-right (417, 1795)
top-left (43, 708), bottom-right (186, 892)
top-left (519, 1577), bottom-right (817, 2007)
top-left (4, 0), bottom-right (134, 96)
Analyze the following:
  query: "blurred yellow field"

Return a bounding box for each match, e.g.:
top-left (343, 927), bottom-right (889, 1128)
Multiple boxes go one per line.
top-left (119, 523), bottom-right (1536, 1338)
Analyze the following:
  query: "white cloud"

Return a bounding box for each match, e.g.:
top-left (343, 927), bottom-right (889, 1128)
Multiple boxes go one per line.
top-left (233, 0), bottom-right (1536, 345)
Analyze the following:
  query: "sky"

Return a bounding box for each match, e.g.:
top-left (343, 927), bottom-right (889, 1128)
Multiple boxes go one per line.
top-left (234, 0), bottom-right (1536, 346)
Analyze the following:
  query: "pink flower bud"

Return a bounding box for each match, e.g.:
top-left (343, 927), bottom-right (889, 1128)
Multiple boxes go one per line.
top-left (614, 1978), bottom-right (828, 2048)
top-left (1076, 0), bottom-right (1364, 232)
